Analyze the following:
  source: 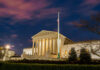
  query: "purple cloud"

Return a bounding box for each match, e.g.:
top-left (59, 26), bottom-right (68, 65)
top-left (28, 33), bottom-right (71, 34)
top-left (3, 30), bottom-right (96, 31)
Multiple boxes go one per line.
top-left (83, 0), bottom-right (100, 5)
top-left (0, 0), bottom-right (59, 20)
top-left (75, 0), bottom-right (100, 17)
top-left (36, 8), bottom-right (60, 19)
top-left (67, 21), bottom-right (84, 27)
top-left (11, 34), bottom-right (18, 39)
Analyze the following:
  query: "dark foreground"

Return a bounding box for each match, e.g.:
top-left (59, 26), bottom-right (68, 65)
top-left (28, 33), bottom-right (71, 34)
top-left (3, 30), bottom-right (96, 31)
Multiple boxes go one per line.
top-left (0, 62), bottom-right (100, 70)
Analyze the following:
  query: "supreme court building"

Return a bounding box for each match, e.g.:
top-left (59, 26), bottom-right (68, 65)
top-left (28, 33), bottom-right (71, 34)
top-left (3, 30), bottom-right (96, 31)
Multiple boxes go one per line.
top-left (22, 30), bottom-right (100, 60)
top-left (32, 30), bottom-right (73, 59)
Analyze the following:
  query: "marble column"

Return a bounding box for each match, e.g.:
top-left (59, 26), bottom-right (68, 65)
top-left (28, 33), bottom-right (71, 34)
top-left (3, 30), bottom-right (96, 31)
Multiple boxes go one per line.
top-left (38, 40), bottom-right (39, 56)
top-left (34, 40), bottom-right (36, 55)
top-left (42, 39), bottom-right (46, 56)
top-left (32, 40), bottom-right (34, 56)
top-left (53, 38), bottom-right (55, 54)
top-left (44, 39), bottom-right (46, 55)
top-left (50, 38), bottom-right (53, 54)
top-left (38, 40), bottom-right (40, 56)
top-left (51, 39), bottom-right (53, 54)
top-left (41, 39), bottom-right (43, 56)
top-left (42, 39), bottom-right (44, 56)
top-left (46, 38), bottom-right (48, 53)
top-left (37, 40), bottom-right (39, 56)
top-left (36, 40), bottom-right (37, 56)
top-left (49, 38), bottom-right (52, 54)
top-left (48, 38), bottom-right (50, 53)
top-left (35, 40), bottom-right (37, 55)
top-left (39, 39), bottom-right (42, 56)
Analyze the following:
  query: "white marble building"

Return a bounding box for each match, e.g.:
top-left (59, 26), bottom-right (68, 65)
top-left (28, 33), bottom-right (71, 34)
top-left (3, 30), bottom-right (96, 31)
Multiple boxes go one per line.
top-left (23, 48), bottom-right (32, 56)
top-left (32, 30), bottom-right (73, 59)
top-left (21, 48), bottom-right (32, 59)
top-left (22, 30), bottom-right (100, 60)
top-left (61, 40), bottom-right (100, 60)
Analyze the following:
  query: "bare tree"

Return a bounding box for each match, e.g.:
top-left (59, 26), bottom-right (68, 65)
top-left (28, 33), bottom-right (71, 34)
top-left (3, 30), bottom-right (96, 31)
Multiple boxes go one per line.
top-left (73, 13), bottom-right (100, 34)
top-left (90, 43), bottom-right (100, 57)
top-left (72, 13), bottom-right (100, 57)
top-left (84, 43), bottom-right (100, 57)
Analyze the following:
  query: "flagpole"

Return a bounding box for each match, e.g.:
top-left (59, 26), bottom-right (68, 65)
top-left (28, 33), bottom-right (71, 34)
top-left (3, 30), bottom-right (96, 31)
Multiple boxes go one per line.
top-left (57, 12), bottom-right (60, 59)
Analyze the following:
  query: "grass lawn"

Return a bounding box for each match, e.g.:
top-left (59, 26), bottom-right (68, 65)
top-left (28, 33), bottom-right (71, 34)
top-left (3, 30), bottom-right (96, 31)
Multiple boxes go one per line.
top-left (0, 62), bottom-right (100, 70)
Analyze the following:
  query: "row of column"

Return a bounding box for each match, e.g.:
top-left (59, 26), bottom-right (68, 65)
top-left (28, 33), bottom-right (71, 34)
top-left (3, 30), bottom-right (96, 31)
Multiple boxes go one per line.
top-left (32, 38), bottom-right (57, 56)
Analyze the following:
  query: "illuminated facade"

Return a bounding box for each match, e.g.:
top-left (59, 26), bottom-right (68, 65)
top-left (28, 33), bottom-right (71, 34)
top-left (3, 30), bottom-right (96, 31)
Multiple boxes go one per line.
top-left (22, 30), bottom-right (100, 60)
top-left (23, 48), bottom-right (32, 56)
top-left (32, 30), bottom-right (73, 58)
top-left (62, 40), bottom-right (100, 60)
top-left (21, 48), bottom-right (33, 59)
top-left (0, 47), bottom-right (15, 59)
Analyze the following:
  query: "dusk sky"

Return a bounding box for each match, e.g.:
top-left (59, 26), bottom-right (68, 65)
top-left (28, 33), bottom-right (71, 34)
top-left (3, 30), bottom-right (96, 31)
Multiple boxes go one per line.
top-left (0, 0), bottom-right (100, 55)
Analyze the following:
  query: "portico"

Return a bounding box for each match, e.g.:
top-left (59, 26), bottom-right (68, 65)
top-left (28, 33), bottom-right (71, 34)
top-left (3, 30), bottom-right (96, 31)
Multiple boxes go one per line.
top-left (32, 38), bottom-right (58, 57)
top-left (32, 30), bottom-right (72, 58)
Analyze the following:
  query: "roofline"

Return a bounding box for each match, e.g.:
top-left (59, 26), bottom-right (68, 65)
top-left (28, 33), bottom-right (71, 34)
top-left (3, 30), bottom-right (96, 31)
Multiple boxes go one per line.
top-left (32, 30), bottom-right (67, 39)
top-left (66, 40), bottom-right (100, 45)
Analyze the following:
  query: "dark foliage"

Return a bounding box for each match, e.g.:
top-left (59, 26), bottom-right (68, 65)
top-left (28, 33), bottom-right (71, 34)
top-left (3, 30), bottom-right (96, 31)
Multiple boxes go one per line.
top-left (68, 48), bottom-right (77, 63)
top-left (0, 62), bottom-right (100, 70)
top-left (8, 59), bottom-right (66, 64)
top-left (79, 48), bottom-right (91, 64)
top-left (5, 59), bottom-right (100, 64)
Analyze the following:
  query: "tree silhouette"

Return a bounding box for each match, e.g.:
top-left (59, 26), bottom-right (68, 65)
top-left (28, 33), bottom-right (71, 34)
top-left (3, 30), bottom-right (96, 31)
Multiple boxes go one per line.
top-left (79, 48), bottom-right (91, 63)
top-left (68, 48), bottom-right (77, 63)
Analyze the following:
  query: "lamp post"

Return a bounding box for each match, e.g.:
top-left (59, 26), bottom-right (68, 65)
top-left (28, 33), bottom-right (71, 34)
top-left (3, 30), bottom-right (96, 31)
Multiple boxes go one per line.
top-left (3, 44), bottom-right (10, 61)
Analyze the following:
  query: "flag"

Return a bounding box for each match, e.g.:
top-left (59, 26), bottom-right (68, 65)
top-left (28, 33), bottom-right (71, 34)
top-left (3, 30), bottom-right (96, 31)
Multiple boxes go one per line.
top-left (57, 12), bottom-right (60, 24)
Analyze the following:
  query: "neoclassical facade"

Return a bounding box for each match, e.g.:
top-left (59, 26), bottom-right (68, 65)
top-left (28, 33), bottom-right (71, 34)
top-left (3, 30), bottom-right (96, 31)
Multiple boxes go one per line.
top-left (22, 30), bottom-right (100, 60)
top-left (32, 30), bottom-right (73, 58)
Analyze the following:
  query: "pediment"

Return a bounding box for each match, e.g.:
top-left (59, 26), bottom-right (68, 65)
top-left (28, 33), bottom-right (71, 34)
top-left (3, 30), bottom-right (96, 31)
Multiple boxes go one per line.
top-left (32, 30), bottom-right (66, 39)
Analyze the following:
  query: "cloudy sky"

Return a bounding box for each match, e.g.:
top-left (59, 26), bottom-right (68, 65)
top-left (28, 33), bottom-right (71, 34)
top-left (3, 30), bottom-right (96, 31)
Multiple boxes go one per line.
top-left (0, 0), bottom-right (100, 55)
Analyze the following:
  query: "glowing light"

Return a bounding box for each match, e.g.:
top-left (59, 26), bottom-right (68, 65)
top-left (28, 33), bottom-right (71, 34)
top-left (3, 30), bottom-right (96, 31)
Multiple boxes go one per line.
top-left (5, 44), bottom-right (10, 49)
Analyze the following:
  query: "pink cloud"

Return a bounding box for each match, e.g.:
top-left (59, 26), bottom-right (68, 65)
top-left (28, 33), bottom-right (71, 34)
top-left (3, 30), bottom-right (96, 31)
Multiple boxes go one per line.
top-left (67, 21), bottom-right (84, 27)
top-left (76, 0), bottom-right (100, 17)
top-left (80, 0), bottom-right (100, 8)
top-left (11, 34), bottom-right (18, 38)
top-left (83, 0), bottom-right (100, 5)
top-left (0, 0), bottom-right (58, 20)
top-left (36, 8), bottom-right (60, 19)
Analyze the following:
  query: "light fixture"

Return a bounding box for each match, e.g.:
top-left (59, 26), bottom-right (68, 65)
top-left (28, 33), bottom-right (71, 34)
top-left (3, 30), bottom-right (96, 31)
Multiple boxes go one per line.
top-left (5, 44), bottom-right (10, 50)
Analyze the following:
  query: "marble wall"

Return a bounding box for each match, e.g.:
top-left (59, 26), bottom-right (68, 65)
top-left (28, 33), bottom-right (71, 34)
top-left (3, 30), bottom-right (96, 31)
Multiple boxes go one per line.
top-left (61, 41), bottom-right (100, 60)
